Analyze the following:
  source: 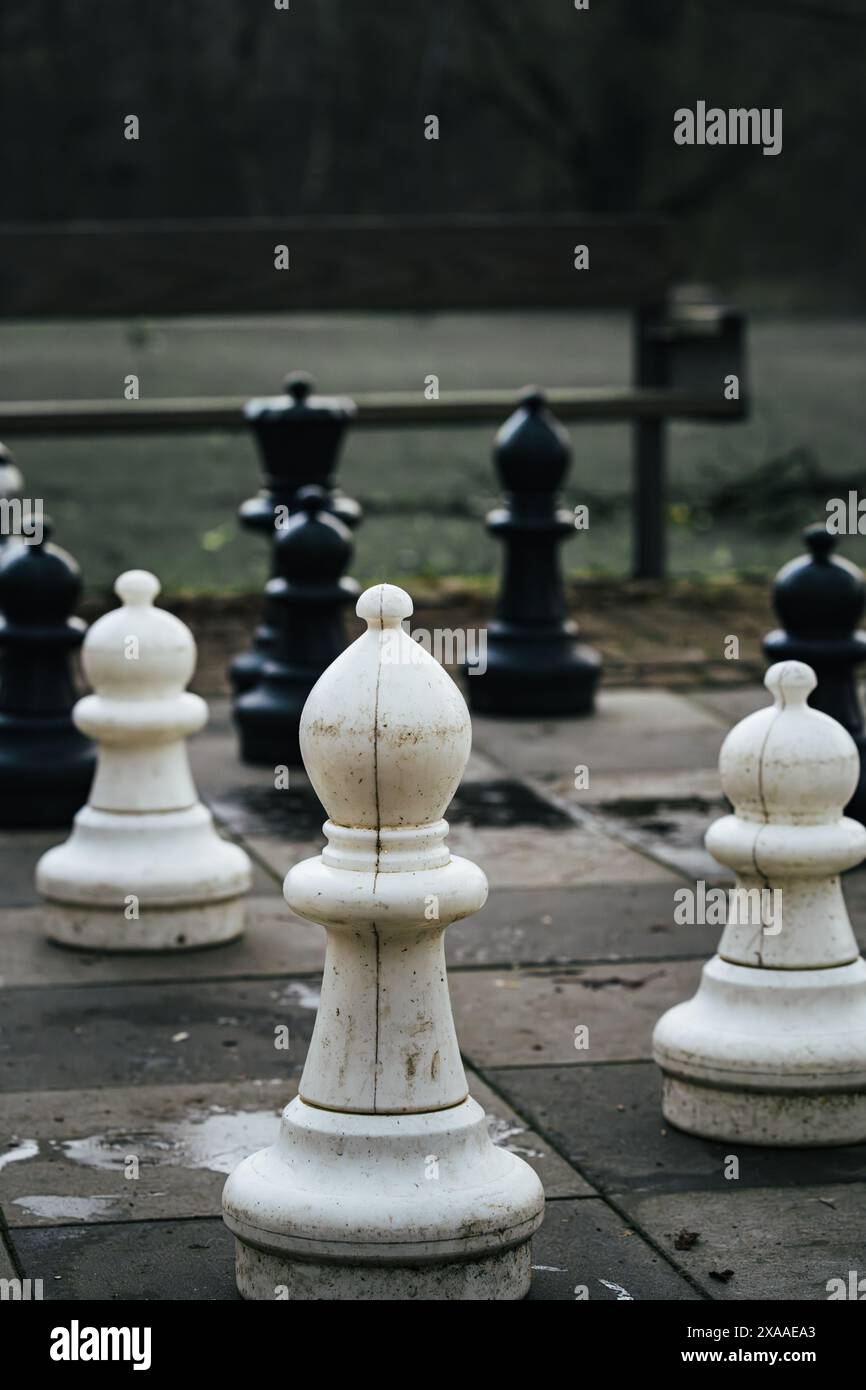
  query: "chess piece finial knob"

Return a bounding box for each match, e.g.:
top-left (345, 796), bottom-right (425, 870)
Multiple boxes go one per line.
top-left (355, 579), bottom-right (413, 627)
top-left (115, 568), bottom-right (161, 606)
top-left (82, 569), bottom-right (197, 707)
top-left (494, 386), bottom-right (571, 493)
top-left (300, 581), bottom-right (470, 841)
top-left (285, 371), bottom-right (314, 405)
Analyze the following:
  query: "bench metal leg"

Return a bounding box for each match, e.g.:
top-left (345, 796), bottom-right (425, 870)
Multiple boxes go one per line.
top-left (633, 308), bottom-right (667, 579)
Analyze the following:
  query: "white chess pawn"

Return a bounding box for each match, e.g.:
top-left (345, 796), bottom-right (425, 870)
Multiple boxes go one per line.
top-left (223, 583), bottom-right (544, 1299)
top-left (37, 570), bottom-right (251, 950)
top-left (653, 660), bottom-right (866, 1145)
top-left (0, 443), bottom-right (25, 548)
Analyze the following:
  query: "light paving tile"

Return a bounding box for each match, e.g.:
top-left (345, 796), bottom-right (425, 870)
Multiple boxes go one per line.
top-left (450, 959), bottom-right (704, 1067)
top-left (473, 689), bottom-right (726, 780)
top-left (0, 899), bottom-right (325, 990)
top-left (444, 824), bottom-right (682, 888)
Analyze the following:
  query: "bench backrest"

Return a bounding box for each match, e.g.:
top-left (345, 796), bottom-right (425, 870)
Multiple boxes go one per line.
top-left (0, 215), bottom-right (681, 318)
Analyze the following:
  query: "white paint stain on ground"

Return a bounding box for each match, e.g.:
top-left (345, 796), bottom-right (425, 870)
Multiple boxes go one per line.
top-left (487, 1114), bottom-right (544, 1159)
top-left (599, 1278), bottom-right (634, 1300)
top-left (274, 981), bottom-right (321, 1009)
top-left (0, 1139), bottom-right (39, 1171)
top-left (13, 1194), bottom-right (127, 1221)
top-left (167, 1109), bottom-right (280, 1174)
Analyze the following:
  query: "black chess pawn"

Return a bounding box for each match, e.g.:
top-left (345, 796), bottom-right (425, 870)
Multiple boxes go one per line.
top-left (464, 388), bottom-right (601, 715)
top-left (764, 522), bottom-right (866, 823)
top-left (234, 486), bottom-right (360, 766)
top-left (231, 372), bottom-right (359, 693)
top-left (0, 524), bottom-right (95, 827)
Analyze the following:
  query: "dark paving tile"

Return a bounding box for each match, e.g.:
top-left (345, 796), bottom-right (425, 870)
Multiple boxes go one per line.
top-left (588, 797), bottom-right (731, 882)
top-left (12, 1217), bottom-right (237, 1300)
top-left (211, 779), bottom-right (572, 839)
top-left (489, 1062), bottom-right (866, 1196)
top-left (527, 1197), bottom-right (702, 1301)
top-left (0, 836), bottom-right (64, 907)
top-left (11, 1201), bottom-right (699, 1302)
top-left (0, 979), bottom-right (317, 1092)
top-left (447, 883), bottom-right (710, 966)
top-left (622, 1183), bottom-right (866, 1301)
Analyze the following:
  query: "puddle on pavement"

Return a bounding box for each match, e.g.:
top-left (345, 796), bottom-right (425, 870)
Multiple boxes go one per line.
top-left (59, 1107), bottom-right (282, 1177)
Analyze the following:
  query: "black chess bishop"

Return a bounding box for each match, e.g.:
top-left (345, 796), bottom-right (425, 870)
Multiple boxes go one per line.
top-left (464, 388), bottom-right (601, 716)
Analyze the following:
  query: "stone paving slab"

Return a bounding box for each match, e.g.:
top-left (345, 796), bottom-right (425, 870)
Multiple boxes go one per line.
top-left (572, 798), bottom-right (730, 883)
top-left (0, 1231), bottom-right (18, 1281)
top-left (244, 824), bottom-right (680, 889)
top-left (447, 882), bottom-right (713, 966)
top-left (208, 777), bottom-right (574, 840)
top-left (556, 768), bottom-right (723, 805)
top-left (686, 687), bottom-right (773, 725)
top-left (619, 1183), bottom-right (866, 1301)
top-left (525, 1196), bottom-right (702, 1302)
top-left (0, 1070), bottom-right (588, 1229)
top-left (0, 837), bottom-right (67, 908)
top-left (0, 979), bottom-right (318, 1093)
top-left (473, 690), bottom-right (727, 780)
top-left (13, 1217), bottom-right (238, 1301)
top-left (11, 1198), bottom-right (700, 1302)
top-left (0, 883), bottom-right (716, 989)
top-left (0, 1078), bottom-right (288, 1228)
top-left (488, 1061), bottom-right (866, 1196)
top-left (451, 960), bottom-right (704, 1068)
top-left (0, 900), bottom-right (325, 989)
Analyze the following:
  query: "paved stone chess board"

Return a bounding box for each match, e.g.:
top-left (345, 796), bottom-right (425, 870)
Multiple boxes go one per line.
top-left (3, 685), bottom-right (865, 1301)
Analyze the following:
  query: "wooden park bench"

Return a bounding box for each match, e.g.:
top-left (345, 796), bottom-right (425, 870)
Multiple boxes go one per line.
top-left (0, 214), bottom-right (748, 577)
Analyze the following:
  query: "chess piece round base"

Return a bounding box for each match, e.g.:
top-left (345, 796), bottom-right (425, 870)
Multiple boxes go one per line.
top-left (467, 635), bottom-right (601, 717)
top-left (660, 1075), bottom-right (866, 1148)
top-left (653, 954), bottom-right (866, 1146)
top-left (37, 804), bottom-right (249, 952)
top-left (233, 1236), bottom-right (530, 1302)
top-left (0, 720), bottom-right (94, 827)
top-left (42, 899), bottom-right (243, 953)
top-left (223, 1096), bottom-right (544, 1301)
